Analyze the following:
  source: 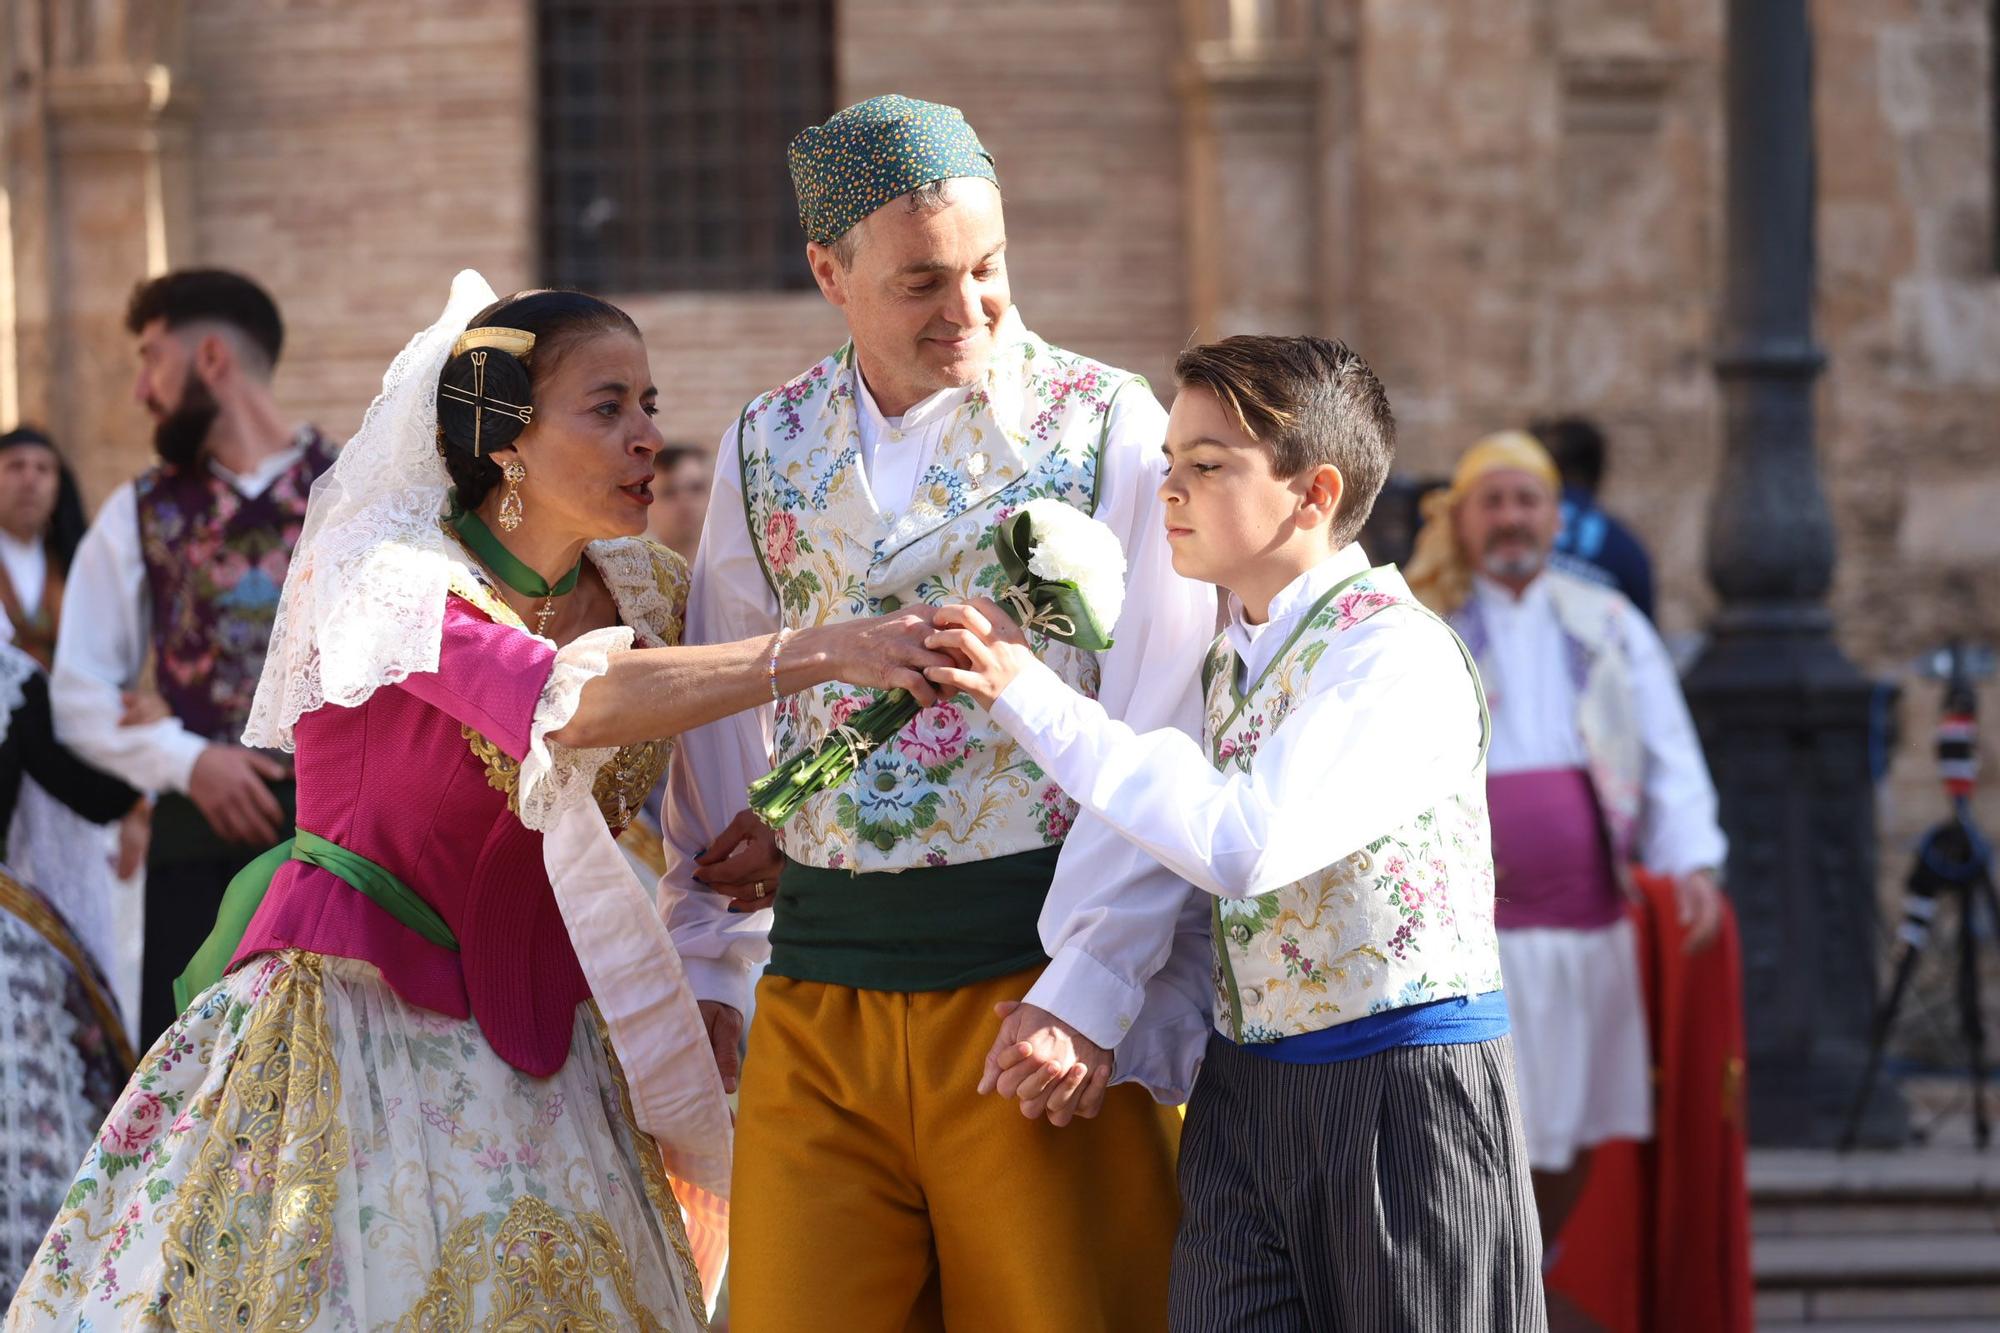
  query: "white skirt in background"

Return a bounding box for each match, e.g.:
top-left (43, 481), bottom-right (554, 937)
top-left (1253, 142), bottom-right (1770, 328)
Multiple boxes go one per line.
top-left (5, 950), bottom-right (708, 1332)
top-left (1497, 919), bottom-right (1653, 1172)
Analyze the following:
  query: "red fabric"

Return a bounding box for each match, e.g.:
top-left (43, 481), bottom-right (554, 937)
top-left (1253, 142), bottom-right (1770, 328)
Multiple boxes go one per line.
top-left (232, 597), bottom-right (593, 1076)
top-left (1546, 870), bottom-right (1753, 1333)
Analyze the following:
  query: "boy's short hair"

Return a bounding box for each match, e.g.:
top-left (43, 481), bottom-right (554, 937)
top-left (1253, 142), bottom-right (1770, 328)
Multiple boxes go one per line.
top-left (1173, 334), bottom-right (1396, 546)
top-left (125, 269), bottom-right (284, 375)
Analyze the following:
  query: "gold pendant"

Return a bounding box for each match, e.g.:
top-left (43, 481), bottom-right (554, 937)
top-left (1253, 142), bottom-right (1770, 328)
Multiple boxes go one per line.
top-left (499, 458), bottom-right (527, 532)
top-left (536, 598), bottom-right (556, 637)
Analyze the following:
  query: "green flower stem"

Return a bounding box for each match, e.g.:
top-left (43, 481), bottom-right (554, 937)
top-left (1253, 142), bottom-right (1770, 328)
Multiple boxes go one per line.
top-left (746, 570), bottom-right (1095, 828)
top-left (748, 689), bottom-right (923, 827)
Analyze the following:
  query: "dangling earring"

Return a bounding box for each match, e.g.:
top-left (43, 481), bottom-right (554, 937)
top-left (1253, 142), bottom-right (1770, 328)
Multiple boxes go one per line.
top-left (499, 458), bottom-right (527, 531)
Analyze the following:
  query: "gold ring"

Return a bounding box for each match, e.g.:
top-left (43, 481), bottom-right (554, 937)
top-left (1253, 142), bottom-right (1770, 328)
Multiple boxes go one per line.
top-left (752, 881), bottom-right (767, 897)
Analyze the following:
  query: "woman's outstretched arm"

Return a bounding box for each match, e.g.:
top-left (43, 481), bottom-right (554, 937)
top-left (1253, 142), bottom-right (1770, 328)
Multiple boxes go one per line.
top-left (549, 608), bottom-right (951, 750)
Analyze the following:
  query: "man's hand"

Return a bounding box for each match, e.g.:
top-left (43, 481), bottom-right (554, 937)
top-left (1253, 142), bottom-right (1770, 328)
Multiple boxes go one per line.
top-left (114, 800), bottom-right (153, 879)
top-left (978, 999), bottom-right (1113, 1127)
top-left (923, 600), bottom-right (1037, 709)
top-left (119, 690), bottom-right (171, 727)
top-left (698, 999), bottom-right (744, 1094)
top-left (1675, 868), bottom-right (1725, 953)
top-left (188, 745), bottom-right (289, 846)
top-left (694, 809), bottom-right (784, 913)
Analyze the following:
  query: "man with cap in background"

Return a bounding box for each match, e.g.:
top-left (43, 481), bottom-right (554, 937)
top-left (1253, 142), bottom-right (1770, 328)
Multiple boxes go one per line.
top-left (660, 94), bottom-right (1213, 1330)
top-left (1406, 432), bottom-right (1727, 1325)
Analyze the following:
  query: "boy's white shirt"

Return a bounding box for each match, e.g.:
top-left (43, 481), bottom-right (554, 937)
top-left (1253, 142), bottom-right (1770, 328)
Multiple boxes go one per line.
top-left (990, 544), bottom-right (1486, 1091)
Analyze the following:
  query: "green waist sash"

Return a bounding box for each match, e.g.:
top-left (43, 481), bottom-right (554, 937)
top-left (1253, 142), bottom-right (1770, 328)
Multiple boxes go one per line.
top-left (766, 844), bottom-right (1059, 992)
top-left (173, 829), bottom-right (457, 1013)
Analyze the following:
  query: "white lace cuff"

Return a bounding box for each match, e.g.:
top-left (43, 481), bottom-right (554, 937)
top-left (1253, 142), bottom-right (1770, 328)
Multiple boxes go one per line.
top-left (517, 626), bottom-right (636, 832)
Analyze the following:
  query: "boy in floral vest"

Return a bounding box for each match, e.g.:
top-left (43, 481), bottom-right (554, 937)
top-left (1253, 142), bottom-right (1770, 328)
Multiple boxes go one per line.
top-left (928, 334), bottom-right (1546, 1332)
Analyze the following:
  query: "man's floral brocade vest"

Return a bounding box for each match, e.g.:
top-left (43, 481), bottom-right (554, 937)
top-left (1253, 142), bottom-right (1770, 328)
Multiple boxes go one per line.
top-left (740, 320), bottom-right (1134, 871)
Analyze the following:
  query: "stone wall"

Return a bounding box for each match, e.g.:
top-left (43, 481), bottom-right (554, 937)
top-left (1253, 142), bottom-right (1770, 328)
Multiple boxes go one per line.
top-left (3, 0), bottom-right (1997, 923)
top-left (1813, 0), bottom-right (2000, 903)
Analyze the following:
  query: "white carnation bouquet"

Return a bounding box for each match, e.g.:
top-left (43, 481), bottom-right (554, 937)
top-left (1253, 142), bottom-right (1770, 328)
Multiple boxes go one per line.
top-left (748, 499), bottom-right (1127, 827)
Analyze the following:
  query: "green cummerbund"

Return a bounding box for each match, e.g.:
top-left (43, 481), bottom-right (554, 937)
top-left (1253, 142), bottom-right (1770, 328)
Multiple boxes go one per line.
top-left (766, 845), bottom-right (1060, 992)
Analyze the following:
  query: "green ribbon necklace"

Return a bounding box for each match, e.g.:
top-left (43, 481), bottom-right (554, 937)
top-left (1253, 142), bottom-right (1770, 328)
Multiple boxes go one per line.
top-left (447, 499), bottom-right (583, 636)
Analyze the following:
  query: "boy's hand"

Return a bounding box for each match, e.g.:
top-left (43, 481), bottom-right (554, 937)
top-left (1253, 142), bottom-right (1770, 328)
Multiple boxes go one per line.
top-left (978, 999), bottom-right (1114, 1127)
top-left (925, 600), bottom-right (1037, 708)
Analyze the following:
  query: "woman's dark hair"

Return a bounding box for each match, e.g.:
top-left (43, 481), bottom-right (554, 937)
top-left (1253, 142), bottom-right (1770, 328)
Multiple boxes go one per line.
top-left (0, 427), bottom-right (87, 572)
top-left (435, 290), bottom-right (641, 509)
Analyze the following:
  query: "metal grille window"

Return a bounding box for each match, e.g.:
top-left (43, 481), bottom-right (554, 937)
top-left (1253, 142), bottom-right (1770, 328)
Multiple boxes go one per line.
top-left (538, 1), bottom-right (835, 292)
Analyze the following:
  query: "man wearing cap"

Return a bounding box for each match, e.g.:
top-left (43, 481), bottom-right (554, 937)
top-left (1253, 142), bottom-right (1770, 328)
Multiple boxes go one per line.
top-left (1405, 432), bottom-right (1726, 1287)
top-left (659, 95), bottom-right (1211, 1329)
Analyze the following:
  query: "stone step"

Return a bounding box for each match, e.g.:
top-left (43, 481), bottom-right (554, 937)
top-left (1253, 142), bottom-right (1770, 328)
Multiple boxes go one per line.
top-left (1768, 1312), bottom-right (2000, 1320)
top-left (1751, 1147), bottom-right (2000, 1245)
top-left (1751, 1147), bottom-right (2000, 1205)
top-left (1757, 1198), bottom-right (2000, 1236)
top-left (1756, 1232), bottom-right (2000, 1290)
top-left (1757, 1278), bottom-right (2000, 1325)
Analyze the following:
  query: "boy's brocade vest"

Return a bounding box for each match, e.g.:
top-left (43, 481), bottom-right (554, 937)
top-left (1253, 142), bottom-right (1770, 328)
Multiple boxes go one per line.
top-left (135, 428), bottom-right (334, 744)
top-left (1448, 568), bottom-right (1644, 869)
top-left (1203, 569), bottom-right (1506, 1044)
top-left (741, 316), bottom-right (1136, 873)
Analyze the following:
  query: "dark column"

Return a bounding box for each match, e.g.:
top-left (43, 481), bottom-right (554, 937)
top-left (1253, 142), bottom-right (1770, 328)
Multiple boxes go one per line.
top-left (1684, 0), bottom-right (1905, 1146)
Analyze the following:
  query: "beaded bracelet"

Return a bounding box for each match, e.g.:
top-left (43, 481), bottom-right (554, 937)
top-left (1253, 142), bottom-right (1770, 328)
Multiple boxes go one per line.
top-left (768, 626), bottom-right (794, 701)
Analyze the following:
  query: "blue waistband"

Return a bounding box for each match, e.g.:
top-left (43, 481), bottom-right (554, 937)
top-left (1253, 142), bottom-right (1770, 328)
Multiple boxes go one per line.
top-left (1237, 989), bottom-right (1510, 1065)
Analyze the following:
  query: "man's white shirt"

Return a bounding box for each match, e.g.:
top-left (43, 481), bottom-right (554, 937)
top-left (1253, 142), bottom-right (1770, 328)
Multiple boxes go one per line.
top-left (0, 529), bottom-right (48, 622)
top-left (1468, 574), bottom-right (1725, 878)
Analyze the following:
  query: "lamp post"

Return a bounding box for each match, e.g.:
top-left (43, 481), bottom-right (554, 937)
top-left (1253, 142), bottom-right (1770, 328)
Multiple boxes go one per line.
top-left (1684, 0), bottom-right (1905, 1146)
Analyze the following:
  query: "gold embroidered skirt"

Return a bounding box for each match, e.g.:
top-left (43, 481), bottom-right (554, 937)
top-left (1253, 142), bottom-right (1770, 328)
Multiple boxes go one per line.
top-left (4, 950), bottom-right (707, 1332)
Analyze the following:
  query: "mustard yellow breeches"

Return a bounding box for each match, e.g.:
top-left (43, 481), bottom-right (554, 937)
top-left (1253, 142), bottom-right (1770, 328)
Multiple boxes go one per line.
top-left (730, 966), bottom-right (1182, 1333)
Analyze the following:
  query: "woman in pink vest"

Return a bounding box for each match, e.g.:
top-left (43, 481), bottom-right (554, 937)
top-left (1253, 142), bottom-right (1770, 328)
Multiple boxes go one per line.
top-left (6, 272), bottom-right (947, 1330)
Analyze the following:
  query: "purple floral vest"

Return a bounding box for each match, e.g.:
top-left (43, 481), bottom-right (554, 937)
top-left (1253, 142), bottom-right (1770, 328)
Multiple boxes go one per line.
top-left (134, 428), bottom-right (333, 743)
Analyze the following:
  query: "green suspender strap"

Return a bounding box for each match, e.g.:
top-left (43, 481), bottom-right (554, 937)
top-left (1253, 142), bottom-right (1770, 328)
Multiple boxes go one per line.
top-left (173, 829), bottom-right (457, 1013)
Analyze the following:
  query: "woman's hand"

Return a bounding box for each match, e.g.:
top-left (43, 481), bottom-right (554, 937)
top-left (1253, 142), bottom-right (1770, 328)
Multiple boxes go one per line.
top-left (796, 608), bottom-right (955, 707)
top-left (922, 601), bottom-right (1036, 709)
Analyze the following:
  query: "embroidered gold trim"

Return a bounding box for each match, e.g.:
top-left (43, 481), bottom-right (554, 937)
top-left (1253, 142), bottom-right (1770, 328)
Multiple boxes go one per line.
top-left (595, 1010), bottom-right (710, 1330)
top-left (458, 726), bottom-right (669, 833)
top-left (618, 816), bottom-right (670, 879)
top-left (394, 1213), bottom-right (485, 1332)
top-left (158, 951), bottom-right (350, 1331)
top-left (394, 1195), bottom-right (669, 1333)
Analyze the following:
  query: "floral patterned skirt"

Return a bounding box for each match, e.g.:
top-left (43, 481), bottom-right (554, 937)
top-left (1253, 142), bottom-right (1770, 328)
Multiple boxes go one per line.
top-left (4, 950), bottom-right (707, 1331)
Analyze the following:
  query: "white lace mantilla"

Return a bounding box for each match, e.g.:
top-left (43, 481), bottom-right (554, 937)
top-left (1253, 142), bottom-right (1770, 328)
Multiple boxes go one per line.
top-left (242, 270), bottom-right (498, 753)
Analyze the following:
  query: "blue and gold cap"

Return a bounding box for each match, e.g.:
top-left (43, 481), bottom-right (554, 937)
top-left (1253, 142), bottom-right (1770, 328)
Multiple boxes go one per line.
top-left (788, 95), bottom-right (998, 246)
